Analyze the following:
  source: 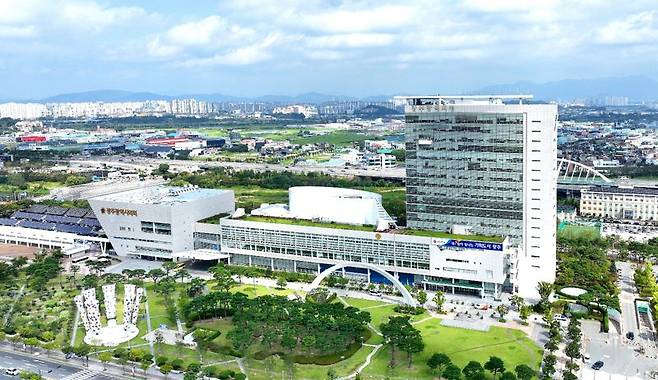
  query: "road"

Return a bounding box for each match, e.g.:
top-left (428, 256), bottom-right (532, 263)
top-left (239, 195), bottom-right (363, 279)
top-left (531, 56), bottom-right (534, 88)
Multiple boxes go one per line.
top-left (67, 156), bottom-right (407, 180)
top-left (0, 348), bottom-right (114, 380)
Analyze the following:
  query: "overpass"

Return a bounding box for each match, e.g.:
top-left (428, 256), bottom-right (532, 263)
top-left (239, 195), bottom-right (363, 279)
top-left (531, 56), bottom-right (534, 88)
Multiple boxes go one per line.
top-left (556, 158), bottom-right (613, 190)
top-left (68, 156), bottom-right (613, 189)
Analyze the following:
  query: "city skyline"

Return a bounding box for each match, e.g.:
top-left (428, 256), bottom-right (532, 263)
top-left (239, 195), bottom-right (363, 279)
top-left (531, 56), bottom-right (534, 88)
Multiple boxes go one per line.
top-left (1, 0), bottom-right (658, 99)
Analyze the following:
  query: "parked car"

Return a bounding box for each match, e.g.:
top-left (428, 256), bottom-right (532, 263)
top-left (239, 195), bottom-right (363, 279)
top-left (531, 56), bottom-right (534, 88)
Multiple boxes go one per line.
top-left (591, 361), bottom-right (604, 370)
top-left (626, 332), bottom-right (635, 340)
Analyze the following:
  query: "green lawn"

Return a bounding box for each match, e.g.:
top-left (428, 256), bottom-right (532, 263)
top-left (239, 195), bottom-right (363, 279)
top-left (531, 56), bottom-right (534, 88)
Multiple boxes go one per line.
top-left (230, 283), bottom-right (303, 298)
top-left (558, 223), bottom-right (601, 241)
top-left (361, 319), bottom-right (542, 379)
top-left (241, 215), bottom-right (376, 232)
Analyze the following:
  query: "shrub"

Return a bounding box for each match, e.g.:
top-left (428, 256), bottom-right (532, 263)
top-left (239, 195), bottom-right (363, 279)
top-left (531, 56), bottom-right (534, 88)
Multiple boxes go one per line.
top-left (171, 358), bottom-right (184, 370)
top-left (156, 356), bottom-right (168, 367)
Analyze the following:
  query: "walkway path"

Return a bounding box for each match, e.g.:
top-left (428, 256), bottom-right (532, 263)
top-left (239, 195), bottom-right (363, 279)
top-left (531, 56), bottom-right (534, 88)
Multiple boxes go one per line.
top-left (70, 310), bottom-right (80, 347)
top-left (2, 284), bottom-right (25, 327)
top-left (338, 344), bottom-right (383, 380)
top-left (143, 287), bottom-right (156, 360)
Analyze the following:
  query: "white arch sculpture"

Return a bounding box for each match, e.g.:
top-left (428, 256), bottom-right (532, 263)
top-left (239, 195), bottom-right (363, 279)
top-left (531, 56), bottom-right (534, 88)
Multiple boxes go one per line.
top-left (557, 158), bottom-right (612, 184)
top-left (308, 263), bottom-right (417, 307)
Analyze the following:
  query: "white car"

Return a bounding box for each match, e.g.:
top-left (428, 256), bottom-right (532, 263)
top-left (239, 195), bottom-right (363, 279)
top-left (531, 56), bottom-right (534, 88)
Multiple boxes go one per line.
top-left (5, 368), bottom-right (20, 376)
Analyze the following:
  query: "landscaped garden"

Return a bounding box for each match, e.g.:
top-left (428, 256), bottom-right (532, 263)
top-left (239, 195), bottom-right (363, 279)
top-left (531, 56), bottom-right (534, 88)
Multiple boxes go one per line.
top-left (1, 255), bottom-right (544, 380)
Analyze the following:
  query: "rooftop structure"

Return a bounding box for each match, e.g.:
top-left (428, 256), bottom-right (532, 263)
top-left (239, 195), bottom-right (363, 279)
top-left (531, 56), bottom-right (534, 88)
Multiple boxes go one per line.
top-left (249, 186), bottom-right (395, 229)
top-left (92, 185), bottom-right (230, 205)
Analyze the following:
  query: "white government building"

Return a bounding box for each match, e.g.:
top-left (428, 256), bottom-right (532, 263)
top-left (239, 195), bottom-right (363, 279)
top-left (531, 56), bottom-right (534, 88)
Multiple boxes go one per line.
top-left (85, 95), bottom-right (558, 300)
top-left (580, 185), bottom-right (658, 222)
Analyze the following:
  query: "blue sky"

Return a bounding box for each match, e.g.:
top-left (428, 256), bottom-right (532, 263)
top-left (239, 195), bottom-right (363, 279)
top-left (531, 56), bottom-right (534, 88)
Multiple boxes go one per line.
top-left (1, 0), bottom-right (658, 99)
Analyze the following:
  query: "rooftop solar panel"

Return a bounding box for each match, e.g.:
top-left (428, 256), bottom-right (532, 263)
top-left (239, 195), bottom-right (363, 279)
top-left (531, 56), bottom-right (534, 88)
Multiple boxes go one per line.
top-left (43, 214), bottom-right (81, 224)
top-left (18, 220), bottom-right (56, 231)
top-left (0, 218), bottom-right (18, 226)
top-left (26, 205), bottom-right (48, 214)
top-left (45, 206), bottom-right (68, 215)
top-left (83, 210), bottom-right (97, 218)
top-left (65, 208), bottom-right (88, 218)
top-left (80, 218), bottom-right (102, 227)
top-left (11, 211), bottom-right (45, 221)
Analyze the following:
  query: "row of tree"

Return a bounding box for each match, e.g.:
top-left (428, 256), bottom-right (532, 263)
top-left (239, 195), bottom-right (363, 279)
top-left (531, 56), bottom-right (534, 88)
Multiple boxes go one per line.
top-left (426, 352), bottom-right (536, 380)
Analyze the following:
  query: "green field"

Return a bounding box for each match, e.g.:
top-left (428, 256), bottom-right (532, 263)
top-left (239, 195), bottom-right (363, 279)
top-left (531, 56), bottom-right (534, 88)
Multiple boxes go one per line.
top-left (558, 223), bottom-right (601, 241)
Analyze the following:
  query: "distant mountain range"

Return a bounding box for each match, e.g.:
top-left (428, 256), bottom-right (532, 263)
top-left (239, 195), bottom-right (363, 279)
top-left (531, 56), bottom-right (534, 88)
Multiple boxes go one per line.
top-left (9, 75), bottom-right (658, 104)
top-left (474, 75), bottom-right (658, 102)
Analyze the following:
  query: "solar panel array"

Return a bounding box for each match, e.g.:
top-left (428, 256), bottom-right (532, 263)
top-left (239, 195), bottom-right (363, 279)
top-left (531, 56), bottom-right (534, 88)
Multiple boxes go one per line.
top-left (7, 206), bottom-right (102, 236)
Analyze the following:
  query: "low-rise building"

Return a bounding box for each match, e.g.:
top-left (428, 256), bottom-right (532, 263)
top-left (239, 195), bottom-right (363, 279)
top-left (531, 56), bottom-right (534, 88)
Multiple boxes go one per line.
top-left (88, 185), bottom-right (234, 259)
top-left (580, 185), bottom-right (658, 221)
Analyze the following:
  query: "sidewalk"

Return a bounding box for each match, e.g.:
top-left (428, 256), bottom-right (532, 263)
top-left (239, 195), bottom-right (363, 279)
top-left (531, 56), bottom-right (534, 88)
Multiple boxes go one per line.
top-left (0, 341), bottom-right (179, 380)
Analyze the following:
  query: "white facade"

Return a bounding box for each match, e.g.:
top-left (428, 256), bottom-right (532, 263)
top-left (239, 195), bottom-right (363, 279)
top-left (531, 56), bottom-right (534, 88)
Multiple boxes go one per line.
top-left (89, 186), bottom-right (234, 259)
top-left (580, 186), bottom-right (658, 221)
top-left (401, 96), bottom-right (558, 300)
top-left (199, 217), bottom-right (510, 298)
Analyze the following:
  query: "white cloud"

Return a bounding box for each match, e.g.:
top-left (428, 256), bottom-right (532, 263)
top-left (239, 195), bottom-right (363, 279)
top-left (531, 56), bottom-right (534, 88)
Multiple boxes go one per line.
top-left (165, 16), bottom-right (255, 47)
top-left (299, 5), bottom-right (416, 33)
top-left (306, 33), bottom-right (395, 48)
top-left (0, 0), bottom-right (148, 39)
top-left (177, 33), bottom-right (280, 67)
top-left (0, 25), bottom-right (37, 38)
top-left (596, 11), bottom-right (658, 45)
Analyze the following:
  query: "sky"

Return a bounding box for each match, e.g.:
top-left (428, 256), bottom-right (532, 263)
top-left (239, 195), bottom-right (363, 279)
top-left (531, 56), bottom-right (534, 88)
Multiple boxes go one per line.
top-left (1, 0), bottom-right (658, 99)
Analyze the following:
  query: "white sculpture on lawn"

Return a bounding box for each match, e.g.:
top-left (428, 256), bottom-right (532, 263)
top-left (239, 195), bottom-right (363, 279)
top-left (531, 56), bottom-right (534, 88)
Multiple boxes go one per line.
top-left (75, 283), bottom-right (144, 346)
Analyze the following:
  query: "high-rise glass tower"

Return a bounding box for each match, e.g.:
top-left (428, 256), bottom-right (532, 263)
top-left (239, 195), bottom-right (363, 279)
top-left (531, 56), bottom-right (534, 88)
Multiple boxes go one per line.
top-left (400, 95), bottom-right (558, 299)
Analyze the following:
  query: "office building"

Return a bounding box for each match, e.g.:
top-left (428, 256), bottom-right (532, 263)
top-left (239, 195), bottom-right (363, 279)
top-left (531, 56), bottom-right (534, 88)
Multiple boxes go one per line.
top-left (194, 186), bottom-right (510, 298)
top-left (89, 185), bottom-right (234, 259)
top-left (580, 185), bottom-right (658, 222)
top-left (400, 95), bottom-right (558, 299)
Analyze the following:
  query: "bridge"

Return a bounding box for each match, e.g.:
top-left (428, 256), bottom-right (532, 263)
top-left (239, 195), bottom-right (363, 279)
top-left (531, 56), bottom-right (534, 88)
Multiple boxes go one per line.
top-left (557, 158), bottom-right (613, 190)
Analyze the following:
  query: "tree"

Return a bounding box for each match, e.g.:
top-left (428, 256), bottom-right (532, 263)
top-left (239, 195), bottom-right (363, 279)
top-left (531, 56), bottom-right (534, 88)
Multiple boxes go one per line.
top-left (562, 369), bottom-right (578, 380)
top-left (463, 361), bottom-right (485, 379)
top-left (536, 282), bottom-right (553, 310)
top-left (399, 326), bottom-right (424, 368)
top-left (99, 352), bottom-right (112, 370)
top-left (177, 269), bottom-right (191, 284)
top-left (147, 268), bottom-right (166, 286)
top-left (156, 164), bottom-right (170, 175)
top-left (380, 316), bottom-right (411, 367)
top-left (510, 295), bottom-right (524, 311)
top-left (187, 277), bottom-right (205, 297)
top-left (70, 264), bottom-right (80, 286)
top-left (140, 361), bottom-right (151, 375)
top-left (519, 305), bottom-right (531, 324)
top-left (443, 364), bottom-right (463, 380)
top-left (565, 317), bottom-right (582, 365)
top-left (427, 352), bottom-right (451, 375)
top-left (154, 330), bottom-right (165, 353)
top-left (24, 337), bottom-right (39, 353)
top-left (514, 364), bottom-right (536, 380)
top-left (484, 356), bottom-right (506, 379)
top-left (496, 305), bottom-right (509, 320)
top-left (162, 261), bottom-right (178, 277)
top-left (327, 368), bottom-right (337, 380)
top-left (501, 372), bottom-right (518, 380)
top-left (416, 290), bottom-right (428, 306)
top-left (74, 344), bottom-right (90, 366)
top-left (159, 364), bottom-right (173, 379)
top-left (541, 354), bottom-right (557, 379)
top-left (276, 275), bottom-right (287, 289)
top-left (210, 265), bottom-right (236, 292)
top-left (433, 291), bottom-right (446, 313)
